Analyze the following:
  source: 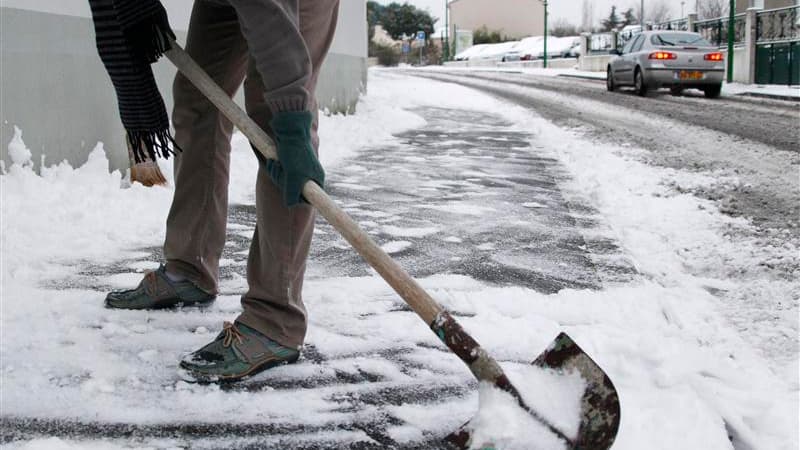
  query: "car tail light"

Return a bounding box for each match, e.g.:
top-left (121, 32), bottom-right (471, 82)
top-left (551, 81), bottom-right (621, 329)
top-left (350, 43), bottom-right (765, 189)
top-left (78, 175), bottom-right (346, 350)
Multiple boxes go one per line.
top-left (704, 52), bottom-right (723, 61)
top-left (648, 51), bottom-right (677, 60)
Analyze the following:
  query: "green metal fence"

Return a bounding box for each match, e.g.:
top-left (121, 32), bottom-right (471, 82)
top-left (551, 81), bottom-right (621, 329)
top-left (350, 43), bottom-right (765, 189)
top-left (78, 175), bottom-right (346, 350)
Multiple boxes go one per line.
top-left (755, 6), bottom-right (800, 85)
top-left (756, 41), bottom-right (800, 85)
top-left (694, 13), bottom-right (747, 48)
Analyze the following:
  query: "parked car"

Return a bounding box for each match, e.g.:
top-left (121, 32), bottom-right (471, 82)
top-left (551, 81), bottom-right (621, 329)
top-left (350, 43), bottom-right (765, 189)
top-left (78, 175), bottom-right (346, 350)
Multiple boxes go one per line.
top-left (470, 41), bottom-right (521, 62)
top-left (501, 47), bottom-right (522, 62)
top-left (516, 36), bottom-right (581, 61)
top-left (516, 36), bottom-right (544, 60)
top-left (551, 36), bottom-right (581, 59)
top-left (454, 44), bottom-right (488, 61)
top-left (606, 31), bottom-right (724, 98)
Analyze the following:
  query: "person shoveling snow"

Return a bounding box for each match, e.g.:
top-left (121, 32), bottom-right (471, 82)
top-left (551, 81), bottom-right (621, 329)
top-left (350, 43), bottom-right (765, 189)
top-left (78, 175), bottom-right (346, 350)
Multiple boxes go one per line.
top-left (88, 1), bottom-right (620, 448)
top-left (90, 0), bottom-right (337, 382)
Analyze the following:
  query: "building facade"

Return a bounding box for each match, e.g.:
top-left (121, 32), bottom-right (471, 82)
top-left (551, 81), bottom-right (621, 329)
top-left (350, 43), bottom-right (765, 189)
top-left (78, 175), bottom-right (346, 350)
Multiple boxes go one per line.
top-left (0, 0), bottom-right (367, 172)
top-left (448, 0), bottom-right (545, 41)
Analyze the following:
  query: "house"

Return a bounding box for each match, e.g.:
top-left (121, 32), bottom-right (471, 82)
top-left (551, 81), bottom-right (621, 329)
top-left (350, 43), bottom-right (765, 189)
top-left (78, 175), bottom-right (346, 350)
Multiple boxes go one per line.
top-left (448, 0), bottom-right (545, 41)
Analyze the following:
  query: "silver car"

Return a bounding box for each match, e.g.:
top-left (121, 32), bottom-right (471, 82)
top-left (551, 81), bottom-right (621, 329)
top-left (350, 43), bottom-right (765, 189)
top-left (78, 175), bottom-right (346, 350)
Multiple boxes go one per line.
top-left (607, 31), bottom-right (725, 98)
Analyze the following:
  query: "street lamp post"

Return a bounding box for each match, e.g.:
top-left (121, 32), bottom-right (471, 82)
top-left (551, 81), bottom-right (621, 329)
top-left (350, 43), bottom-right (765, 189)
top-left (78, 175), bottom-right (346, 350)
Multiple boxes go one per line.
top-left (444, 0), bottom-right (450, 61)
top-left (641, 0), bottom-right (644, 27)
top-left (727, 0), bottom-right (735, 82)
top-left (539, 0), bottom-right (548, 68)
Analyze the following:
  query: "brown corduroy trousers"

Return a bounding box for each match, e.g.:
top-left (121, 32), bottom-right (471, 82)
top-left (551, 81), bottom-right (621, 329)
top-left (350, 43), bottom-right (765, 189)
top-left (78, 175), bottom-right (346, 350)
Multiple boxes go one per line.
top-left (164, 0), bottom-right (339, 349)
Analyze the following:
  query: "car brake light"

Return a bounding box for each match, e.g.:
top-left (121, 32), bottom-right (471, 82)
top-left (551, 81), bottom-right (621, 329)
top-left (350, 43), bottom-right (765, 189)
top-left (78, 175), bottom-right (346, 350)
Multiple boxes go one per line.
top-left (648, 51), bottom-right (677, 60)
top-left (704, 52), bottom-right (723, 61)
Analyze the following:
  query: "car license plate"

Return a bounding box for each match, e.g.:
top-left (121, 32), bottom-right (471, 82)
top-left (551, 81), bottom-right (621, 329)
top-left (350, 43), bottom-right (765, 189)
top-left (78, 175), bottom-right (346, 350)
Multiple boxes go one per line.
top-left (676, 70), bottom-right (704, 80)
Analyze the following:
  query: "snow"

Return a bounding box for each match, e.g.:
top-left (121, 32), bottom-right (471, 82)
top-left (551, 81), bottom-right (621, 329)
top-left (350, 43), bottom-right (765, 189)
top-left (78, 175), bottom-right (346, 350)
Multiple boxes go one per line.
top-left (7, 126), bottom-right (32, 166)
top-left (467, 383), bottom-right (569, 450)
top-left (2, 68), bottom-right (798, 449)
top-left (468, 41), bottom-right (520, 61)
top-left (520, 36), bottom-right (580, 60)
top-left (453, 44), bottom-right (491, 61)
top-left (381, 224), bottom-right (440, 238)
top-left (380, 240), bottom-right (412, 254)
top-left (721, 82), bottom-right (800, 99)
top-left (4, 438), bottom-right (132, 450)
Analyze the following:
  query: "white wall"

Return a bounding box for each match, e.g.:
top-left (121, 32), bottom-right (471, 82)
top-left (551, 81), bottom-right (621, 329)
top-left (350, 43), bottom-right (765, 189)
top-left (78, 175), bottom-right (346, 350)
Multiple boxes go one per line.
top-left (0, 0), bottom-right (192, 29)
top-left (0, 0), bottom-right (365, 55)
top-left (1, 0), bottom-right (366, 171)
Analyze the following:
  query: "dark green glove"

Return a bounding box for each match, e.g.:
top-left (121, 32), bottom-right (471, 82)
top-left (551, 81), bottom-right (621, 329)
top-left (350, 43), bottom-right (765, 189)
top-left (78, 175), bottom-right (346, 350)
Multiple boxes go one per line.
top-left (265, 111), bottom-right (325, 207)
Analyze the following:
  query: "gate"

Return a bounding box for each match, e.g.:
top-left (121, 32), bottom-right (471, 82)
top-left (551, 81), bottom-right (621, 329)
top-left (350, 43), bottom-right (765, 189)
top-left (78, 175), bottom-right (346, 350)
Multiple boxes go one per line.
top-left (755, 42), bottom-right (799, 85)
top-left (755, 6), bottom-right (800, 85)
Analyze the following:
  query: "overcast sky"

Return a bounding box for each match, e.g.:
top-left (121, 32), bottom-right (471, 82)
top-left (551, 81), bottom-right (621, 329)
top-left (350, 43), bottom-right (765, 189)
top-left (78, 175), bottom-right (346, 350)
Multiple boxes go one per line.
top-left (376, 0), bottom-right (693, 31)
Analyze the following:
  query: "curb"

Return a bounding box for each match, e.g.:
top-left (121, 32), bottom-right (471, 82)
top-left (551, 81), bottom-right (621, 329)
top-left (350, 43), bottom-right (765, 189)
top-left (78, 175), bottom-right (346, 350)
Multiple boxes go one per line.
top-left (734, 91), bottom-right (800, 103)
top-left (557, 73), bottom-right (606, 82)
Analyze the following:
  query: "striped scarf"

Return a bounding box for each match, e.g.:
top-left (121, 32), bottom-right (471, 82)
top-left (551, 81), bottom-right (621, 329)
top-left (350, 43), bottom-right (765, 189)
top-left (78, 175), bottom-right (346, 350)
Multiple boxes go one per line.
top-left (88, 0), bottom-right (178, 162)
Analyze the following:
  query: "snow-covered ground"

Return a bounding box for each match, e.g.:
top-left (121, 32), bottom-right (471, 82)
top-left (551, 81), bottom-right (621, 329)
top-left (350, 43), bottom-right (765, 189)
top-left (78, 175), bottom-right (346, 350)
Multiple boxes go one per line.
top-left (1, 69), bottom-right (798, 449)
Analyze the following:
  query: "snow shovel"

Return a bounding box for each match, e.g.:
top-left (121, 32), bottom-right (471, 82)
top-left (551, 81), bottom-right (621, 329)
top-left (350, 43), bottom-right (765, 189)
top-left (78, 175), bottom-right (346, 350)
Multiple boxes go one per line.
top-left (164, 42), bottom-right (620, 449)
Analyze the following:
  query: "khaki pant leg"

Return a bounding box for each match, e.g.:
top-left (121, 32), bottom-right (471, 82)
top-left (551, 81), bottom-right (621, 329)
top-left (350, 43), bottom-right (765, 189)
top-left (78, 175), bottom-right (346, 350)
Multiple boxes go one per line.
top-left (164, 1), bottom-right (250, 294)
top-left (236, 0), bottom-right (340, 349)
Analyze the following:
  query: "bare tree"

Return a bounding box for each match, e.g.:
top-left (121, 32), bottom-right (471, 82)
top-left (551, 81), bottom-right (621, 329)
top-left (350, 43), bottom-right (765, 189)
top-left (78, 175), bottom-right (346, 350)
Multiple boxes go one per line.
top-left (648, 0), bottom-right (672, 23)
top-left (697, 0), bottom-right (728, 19)
top-left (551, 18), bottom-right (579, 37)
top-left (631, 0), bottom-right (672, 25)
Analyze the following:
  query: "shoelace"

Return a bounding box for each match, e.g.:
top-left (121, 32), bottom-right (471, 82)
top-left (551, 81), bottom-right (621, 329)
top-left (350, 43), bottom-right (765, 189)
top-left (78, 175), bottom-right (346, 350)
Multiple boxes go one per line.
top-left (143, 270), bottom-right (159, 296)
top-left (222, 321), bottom-right (244, 348)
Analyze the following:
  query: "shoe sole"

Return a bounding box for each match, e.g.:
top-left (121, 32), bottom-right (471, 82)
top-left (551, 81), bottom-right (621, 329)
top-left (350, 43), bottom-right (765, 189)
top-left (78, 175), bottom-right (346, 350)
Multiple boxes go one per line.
top-left (179, 353), bottom-right (300, 384)
top-left (104, 296), bottom-right (216, 310)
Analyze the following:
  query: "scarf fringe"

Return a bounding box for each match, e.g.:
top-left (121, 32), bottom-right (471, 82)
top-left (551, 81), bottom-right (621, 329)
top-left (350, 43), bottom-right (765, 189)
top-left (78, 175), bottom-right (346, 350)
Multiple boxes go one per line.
top-left (127, 129), bottom-right (180, 163)
top-left (124, 6), bottom-right (176, 64)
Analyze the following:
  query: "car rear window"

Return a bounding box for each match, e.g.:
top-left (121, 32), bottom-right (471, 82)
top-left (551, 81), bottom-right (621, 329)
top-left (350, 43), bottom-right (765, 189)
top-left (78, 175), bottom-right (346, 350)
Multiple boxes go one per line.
top-left (651, 33), bottom-right (712, 47)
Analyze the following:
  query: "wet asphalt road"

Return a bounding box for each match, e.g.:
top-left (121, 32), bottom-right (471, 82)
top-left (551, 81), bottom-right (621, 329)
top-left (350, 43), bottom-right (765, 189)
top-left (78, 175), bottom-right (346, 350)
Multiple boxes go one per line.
top-left (408, 70), bottom-right (800, 249)
top-left (413, 70), bottom-right (800, 153)
top-left (310, 106), bottom-right (636, 291)
top-left (2, 105), bottom-right (633, 448)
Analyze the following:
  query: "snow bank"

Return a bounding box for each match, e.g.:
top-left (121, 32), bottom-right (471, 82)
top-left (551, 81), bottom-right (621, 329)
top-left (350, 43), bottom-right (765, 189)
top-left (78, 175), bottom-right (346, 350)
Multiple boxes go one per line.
top-left (7, 126), bottom-right (32, 166)
top-left (1, 140), bottom-right (172, 286)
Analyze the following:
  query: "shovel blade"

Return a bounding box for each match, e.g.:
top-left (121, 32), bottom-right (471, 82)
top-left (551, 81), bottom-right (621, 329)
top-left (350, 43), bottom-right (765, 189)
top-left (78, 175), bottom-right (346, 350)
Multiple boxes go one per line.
top-left (446, 332), bottom-right (620, 450)
top-left (533, 332), bottom-right (620, 449)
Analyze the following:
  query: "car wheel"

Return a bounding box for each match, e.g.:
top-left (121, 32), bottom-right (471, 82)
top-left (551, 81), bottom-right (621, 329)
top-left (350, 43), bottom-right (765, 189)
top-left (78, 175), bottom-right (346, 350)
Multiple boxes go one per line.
top-left (606, 67), bottom-right (616, 91)
top-left (669, 86), bottom-right (683, 96)
top-left (634, 68), bottom-right (648, 96)
top-left (703, 84), bottom-right (722, 98)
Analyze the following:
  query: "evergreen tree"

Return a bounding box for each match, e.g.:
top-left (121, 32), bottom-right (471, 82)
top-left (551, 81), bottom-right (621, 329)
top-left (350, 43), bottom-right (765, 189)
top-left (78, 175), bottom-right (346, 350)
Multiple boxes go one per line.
top-left (601, 6), bottom-right (621, 32)
top-left (622, 8), bottom-right (636, 27)
top-left (367, 1), bottom-right (436, 41)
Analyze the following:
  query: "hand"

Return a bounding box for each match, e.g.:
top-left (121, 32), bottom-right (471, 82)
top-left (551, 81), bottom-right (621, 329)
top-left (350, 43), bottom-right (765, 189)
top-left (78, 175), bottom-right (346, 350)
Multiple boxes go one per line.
top-left (265, 111), bottom-right (325, 207)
